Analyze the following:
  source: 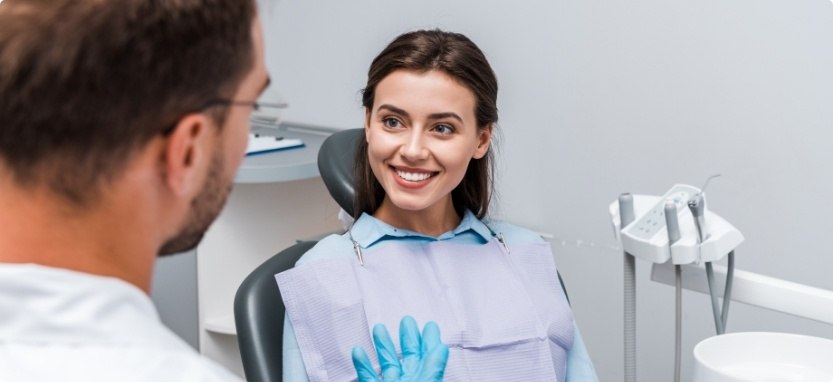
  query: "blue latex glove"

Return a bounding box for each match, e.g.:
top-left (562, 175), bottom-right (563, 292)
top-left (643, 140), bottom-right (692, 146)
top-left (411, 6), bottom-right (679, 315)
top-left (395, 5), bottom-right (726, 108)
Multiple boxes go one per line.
top-left (352, 316), bottom-right (449, 382)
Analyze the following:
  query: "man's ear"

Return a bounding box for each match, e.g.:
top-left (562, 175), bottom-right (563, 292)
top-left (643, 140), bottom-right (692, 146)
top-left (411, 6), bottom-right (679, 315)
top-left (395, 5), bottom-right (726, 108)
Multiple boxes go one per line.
top-left (473, 123), bottom-right (493, 159)
top-left (162, 114), bottom-right (213, 197)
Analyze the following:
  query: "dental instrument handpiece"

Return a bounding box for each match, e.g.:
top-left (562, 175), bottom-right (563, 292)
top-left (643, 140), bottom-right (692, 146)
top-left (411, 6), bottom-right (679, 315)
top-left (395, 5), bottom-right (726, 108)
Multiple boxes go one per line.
top-left (689, 174), bottom-right (721, 242)
top-left (665, 201), bottom-right (682, 244)
top-left (688, 175), bottom-right (731, 335)
top-left (695, 192), bottom-right (726, 335)
top-left (688, 194), bottom-right (708, 242)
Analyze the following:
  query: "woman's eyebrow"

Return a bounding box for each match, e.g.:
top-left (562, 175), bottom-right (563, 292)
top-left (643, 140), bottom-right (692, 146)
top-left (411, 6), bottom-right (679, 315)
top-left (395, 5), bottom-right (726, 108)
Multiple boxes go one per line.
top-left (377, 105), bottom-right (463, 123)
top-left (377, 104), bottom-right (409, 117)
top-left (427, 112), bottom-right (463, 123)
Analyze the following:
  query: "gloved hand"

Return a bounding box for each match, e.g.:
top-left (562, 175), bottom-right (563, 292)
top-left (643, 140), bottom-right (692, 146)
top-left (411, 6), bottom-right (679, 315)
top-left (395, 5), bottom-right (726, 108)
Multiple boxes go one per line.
top-left (352, 316), bottom-right (449, 382)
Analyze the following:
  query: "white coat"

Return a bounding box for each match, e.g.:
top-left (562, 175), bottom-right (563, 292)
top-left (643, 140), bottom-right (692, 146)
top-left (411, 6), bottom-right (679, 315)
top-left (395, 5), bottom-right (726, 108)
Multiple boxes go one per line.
top-left (0, 263), bottom-right (240, 381)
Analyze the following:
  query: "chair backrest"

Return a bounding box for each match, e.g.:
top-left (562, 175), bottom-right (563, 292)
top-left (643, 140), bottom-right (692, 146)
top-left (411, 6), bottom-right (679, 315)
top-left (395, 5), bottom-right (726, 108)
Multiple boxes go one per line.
top-left (234, 241), bottom-right (317, 382)
top-left (233, 129), bottom-right (363, 382)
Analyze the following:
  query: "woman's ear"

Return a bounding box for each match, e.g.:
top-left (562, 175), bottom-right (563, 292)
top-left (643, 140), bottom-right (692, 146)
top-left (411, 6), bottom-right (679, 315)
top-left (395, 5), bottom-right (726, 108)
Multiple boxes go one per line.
top-left (161, 114), bottom-right (213, 197)
top-left (473, 124), bottom-right (493, 159)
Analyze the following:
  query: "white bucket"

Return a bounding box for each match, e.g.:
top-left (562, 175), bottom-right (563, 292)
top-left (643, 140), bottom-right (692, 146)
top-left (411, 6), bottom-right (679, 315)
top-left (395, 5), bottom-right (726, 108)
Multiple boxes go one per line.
top-left (693, 332), bottom-right (833, 382)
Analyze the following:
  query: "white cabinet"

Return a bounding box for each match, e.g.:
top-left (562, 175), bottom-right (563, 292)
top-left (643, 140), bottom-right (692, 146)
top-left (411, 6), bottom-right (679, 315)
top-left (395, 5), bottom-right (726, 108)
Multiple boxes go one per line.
top-left (195, 123), bottom-right (343, 376)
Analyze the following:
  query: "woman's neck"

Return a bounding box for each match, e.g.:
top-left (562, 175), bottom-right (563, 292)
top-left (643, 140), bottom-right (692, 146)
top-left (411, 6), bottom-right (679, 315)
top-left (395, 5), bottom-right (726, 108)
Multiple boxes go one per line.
top-left (373, 197), bottom-right (461, 237)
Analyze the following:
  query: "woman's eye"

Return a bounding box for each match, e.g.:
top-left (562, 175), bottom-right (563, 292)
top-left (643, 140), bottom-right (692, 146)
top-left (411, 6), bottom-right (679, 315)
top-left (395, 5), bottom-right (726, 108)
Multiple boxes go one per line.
top-left (433, 124), bottom-right (455, 135)
top-left (382, 118), bottom-right (401, 128)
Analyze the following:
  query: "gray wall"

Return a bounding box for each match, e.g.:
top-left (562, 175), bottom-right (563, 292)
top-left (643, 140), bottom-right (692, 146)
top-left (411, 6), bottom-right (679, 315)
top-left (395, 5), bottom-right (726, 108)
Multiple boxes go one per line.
top-left (152, 251), bottom-right (199, 349)
top-left (260, 1), bottom-right (833, 381)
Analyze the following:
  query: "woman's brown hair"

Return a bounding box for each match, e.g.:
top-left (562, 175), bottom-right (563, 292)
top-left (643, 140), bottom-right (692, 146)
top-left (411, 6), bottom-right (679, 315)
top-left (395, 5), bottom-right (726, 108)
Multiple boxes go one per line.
top-left (354, 29), bottom-right (499, 220)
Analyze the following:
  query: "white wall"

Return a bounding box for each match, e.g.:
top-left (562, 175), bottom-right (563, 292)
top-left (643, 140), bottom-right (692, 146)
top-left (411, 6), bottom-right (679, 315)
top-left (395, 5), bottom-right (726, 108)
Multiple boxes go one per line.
top-left (260, 1), bottom-right (833, 380)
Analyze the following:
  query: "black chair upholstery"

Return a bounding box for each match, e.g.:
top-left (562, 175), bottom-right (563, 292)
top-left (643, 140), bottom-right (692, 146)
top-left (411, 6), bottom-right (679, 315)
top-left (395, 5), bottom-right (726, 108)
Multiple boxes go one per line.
top-left (316, 128), bottom-right (363, 217)
top-left (234, 240), bottom-right (317, 382)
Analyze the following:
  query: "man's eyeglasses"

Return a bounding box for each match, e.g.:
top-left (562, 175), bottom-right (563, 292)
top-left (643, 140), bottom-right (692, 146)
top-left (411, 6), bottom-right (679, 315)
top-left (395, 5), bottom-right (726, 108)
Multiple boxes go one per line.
top-left (160, 99), bottom-right (288, 136)
top-left (200, 99), bottom-right (288, 113)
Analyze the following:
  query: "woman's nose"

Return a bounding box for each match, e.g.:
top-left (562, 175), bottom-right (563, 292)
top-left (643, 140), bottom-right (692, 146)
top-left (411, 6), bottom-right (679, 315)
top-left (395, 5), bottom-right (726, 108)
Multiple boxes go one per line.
top-left (400, 129), bottom-right (429, 161)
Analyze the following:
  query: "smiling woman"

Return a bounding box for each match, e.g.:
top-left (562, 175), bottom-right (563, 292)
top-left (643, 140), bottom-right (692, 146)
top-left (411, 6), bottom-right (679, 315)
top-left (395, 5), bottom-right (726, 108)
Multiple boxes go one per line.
top-left (364, 69), bottom-right (491, 236)
top-left (275, 30), bottom-right (599, 382)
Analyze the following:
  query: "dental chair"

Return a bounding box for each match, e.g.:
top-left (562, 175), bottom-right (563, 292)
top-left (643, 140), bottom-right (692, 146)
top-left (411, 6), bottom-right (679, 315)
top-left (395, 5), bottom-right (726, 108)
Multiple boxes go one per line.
top-left (233, 128), bottom-right (361, 382)
top-left (233, 128), bottom-right (569, 382)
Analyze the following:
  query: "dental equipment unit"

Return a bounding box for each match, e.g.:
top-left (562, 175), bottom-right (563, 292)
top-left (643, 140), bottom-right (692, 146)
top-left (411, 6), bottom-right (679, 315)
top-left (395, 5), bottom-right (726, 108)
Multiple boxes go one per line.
top-left (609, 179), bottom-right (833, 382)
top-left (610, 178), bottom-right (744, 382)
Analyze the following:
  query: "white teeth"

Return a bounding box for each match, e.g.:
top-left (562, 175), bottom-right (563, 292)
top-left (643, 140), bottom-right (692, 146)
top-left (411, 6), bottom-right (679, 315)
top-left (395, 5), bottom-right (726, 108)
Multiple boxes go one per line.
top-left (396, 169), bottom-right (433, 182)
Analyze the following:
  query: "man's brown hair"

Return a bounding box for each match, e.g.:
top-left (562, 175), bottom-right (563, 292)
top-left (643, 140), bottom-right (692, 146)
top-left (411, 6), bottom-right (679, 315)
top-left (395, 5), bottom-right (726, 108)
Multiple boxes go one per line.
top-left (0, 0), bottom-right (256, 204)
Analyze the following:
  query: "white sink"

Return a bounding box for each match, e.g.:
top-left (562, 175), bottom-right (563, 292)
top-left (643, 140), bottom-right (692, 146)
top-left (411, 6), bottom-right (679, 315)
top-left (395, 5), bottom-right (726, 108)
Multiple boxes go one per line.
top-left (693, 332), bottom-right (833, 382)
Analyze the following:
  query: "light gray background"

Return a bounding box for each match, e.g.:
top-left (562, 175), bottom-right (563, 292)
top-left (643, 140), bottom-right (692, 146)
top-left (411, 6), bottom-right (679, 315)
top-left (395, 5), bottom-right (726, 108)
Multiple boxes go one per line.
top-left (153, 1), bottom-right (833, 380)
top-left (152, 251), bottom-right (198, 348)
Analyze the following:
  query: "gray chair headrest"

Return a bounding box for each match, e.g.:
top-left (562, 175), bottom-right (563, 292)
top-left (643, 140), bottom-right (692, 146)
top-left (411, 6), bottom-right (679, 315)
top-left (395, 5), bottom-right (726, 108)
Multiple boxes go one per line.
top-left (317, 128), bottom-right (363, 217)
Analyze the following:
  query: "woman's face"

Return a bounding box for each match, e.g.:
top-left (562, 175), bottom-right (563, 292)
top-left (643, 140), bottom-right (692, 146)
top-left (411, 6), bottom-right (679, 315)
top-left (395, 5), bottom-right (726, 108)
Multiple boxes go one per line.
top-left (365, 69), bottom-right (491, 221)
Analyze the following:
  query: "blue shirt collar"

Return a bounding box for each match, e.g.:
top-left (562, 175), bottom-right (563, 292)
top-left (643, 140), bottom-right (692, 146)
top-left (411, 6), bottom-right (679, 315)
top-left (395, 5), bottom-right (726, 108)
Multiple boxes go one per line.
top-left (350, 209), bottom-right (494, 248)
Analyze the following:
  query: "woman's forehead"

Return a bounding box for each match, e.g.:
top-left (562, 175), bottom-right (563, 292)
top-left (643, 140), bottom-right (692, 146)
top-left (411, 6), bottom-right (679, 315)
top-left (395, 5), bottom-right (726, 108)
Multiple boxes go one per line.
top-left (373, 70), bottom-right (477, 119)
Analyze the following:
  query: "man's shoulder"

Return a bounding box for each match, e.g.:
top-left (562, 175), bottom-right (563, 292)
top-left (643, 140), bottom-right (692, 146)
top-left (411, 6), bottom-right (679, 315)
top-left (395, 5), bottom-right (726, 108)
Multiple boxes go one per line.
top-left (0, 342), bottom-right (242, 382)
top-left (133, 348), bottom-right (244, 381)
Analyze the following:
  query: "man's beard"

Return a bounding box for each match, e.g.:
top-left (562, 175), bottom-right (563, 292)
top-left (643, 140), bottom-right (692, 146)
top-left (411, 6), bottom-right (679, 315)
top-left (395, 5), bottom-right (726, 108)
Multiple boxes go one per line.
top-left (158, 152), bottom-right (232, 256)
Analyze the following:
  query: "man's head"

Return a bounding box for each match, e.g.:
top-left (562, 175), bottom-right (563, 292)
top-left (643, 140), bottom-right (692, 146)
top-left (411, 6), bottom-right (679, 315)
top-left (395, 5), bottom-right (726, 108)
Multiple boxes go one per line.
top-left (0, 0), bottom-right (268, 256)
top-left (0, 0), bottom-right (255, 200)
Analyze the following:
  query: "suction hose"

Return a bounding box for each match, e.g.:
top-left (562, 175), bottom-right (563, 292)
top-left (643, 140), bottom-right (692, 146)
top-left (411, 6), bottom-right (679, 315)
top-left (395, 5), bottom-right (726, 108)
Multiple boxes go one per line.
top-left (619, 193), bottom-right (636, 382)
